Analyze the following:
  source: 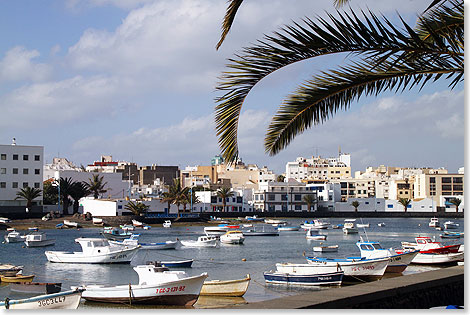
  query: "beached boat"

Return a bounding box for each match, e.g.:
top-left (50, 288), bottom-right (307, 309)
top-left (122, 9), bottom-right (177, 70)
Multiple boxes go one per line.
top-left (220, 231), bottom-right (245, 244)
top-left (356, 240), bottom-right (419, 273)
top-left (28, 227), bottom-right (39, 232)
top-left (180, 235), bottom-right (218, 248)
top-left (4, 229), bottom-right (26, 243)
top-left (200, 274), bottom-right (250, 297)
top-left (396, 251), bottom-right (464, 265)
top-left (92, 218), bottom-right (103, 225)
top-left (0, 217), bottom-right (11, 223)
top-left (342, 219), bottom-right (358, 234)
top-left (120, 224), bottom-right (135, 231)
top-left (24, 232), bottom-right (55, 247)
top-left (160, 259), bottom-right (194, 268)
top-left (443, 221), bottom-right (459, 229)
top-left (440, 231), bottom-right (464, 239)
top-left (163, 220), bottom-right (172, 228)
top-left (204, 226), bottom-right (230, 236)
top-left (306, 229), bottom-right (327, 240)
top-left (132, 219), bottom-right (144, 228)
top-left (304, 256), bottom-right (389, 282)
top-left (313, 245), bottom-right (339, 252)
top-left (45, 237), bottom-right (140, 264)
top-left (377, 222), bottom-right (386, 227)
top-left (63, 220), bottom-right (80, 228)
top-left (10, 282), bottom-right (62, 294)
top-left (0, 264), bottom-right (23, 277)
top-left (74, 264), bottom-right (208, 306)
top-left (1, 274), bottom-right (35, 283)
top-left (109, 234), bottom-right (178, 250)
top-left (401, 236), bottom-right (461, 254)
top-left (0, 289), bottom-right (84, 309)
top-left (356, 223), bottom-right (370, 228)
top-left (264, 270), bottom-right (344, 287)
top-left (429, 217), bottom-right (439, 227)
top-left (101, 227), bottom-right (133, 240)
top-left (41, 215), bottom-right (50, 221)
top-left (55, 223), bottom-right (64, 229)
top-left (277, 226), bottom-right (299, 231)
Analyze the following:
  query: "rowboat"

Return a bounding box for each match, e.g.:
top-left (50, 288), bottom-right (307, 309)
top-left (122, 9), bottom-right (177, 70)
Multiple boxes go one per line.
top-left (63, 220), bottom-right (80, 228)
top-left (28, 227), bottom-right (39, 232)
top-left (74, 264), bottom-right (208, 306)
top-left (92, 218), bottom-right (103, 225)
top-left (429, 217), bottom-right (439, 227)
top-left (277, 226), bottom-right (299, 231)
top-left (220, 231), bottom-right (245, 244)
top-left (1, 274), bottom-right (35, 283)
top-left (160, 259), bottom-right (194, 268)
top-left (440, 231), bottom-right (464, 239)
top-left (24, 232), bottom-right (55, 247)
top-left (264, 270), bottom-right (343, 287)
top-left (45, 238), bottom-right (140, 264)
top-left (132, 219), bottom-right (144, 227)
top-left (443, 221), bottom-right (459, 229)
top-left (10, 282), bottom-right (62, 294)
top-left (163, 220), bottom-right (172, 228)
top-left (0, 217), bottom-right (11, 223)
top-left (243, 225), bottom-right (279, 236)
top-left (356, 223), bottom-right (370, 228)
top-left (120, 224), bottom-right (135, 231)
top-left (0, 289), bottom-right (84, 309)
top-left (4, 229), bottom-right (26, 243)
top-left (200, 274), bottom-right (250, 297)
top-left (204, 226), bottom-right (230, 236)
top-left (0, 264), bottom-right (23, 276)
top-left (313, 245), bottom-right (339, 252)
top-left (264, 219), bottom-right (287, 225)
top-left (109, 234), bottom-right (178, 250)
top-left (306, 229), bottom-right (327, 240)
top-left (342, 219), bottom-right (358, 234)
top-left (101, 227), bottom-right (133, 240)
top-left (180, 235), bottom-right (218, 248)
top-left (245, 215), bottom-right (264, 222)
top-left (401, 236), bottom-right (461, 254)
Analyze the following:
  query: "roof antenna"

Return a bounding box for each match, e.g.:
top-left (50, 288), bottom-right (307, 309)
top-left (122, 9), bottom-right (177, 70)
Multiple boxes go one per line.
top-left (11, 138), bottom-right (16, 146)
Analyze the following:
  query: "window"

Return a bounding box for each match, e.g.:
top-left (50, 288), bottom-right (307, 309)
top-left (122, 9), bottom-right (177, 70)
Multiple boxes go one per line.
top-left (268, 194), bottom-right (275, 201)
top-left (294, 194), bottom-right (301, 201)
top-left (453, 177), bottom-right (463, 184)
top-left (0, 168), bottom-right (5, 174)
top-left (365, 201), bottom-right (369, 204)
top-left (12, 182), bottom-right (18, 188)
top-left (429, 177), bottom-right (435, 183)
top-left (23, 182), bottom-right (28, 188)
top-left (23, 155), bottom-right (28, 161)
top-left (34, 182), bottom-right (40, 188)
top-left (453, 185), bottom-right (463, 191)
top-left (281, 194), bottom-right (287, 201)
top-left (23, 168), bottom-right (28, 175)
top-left (34, 155), bottom-right (40, 161)
top-left (0, 154), bottom-right (5, 160)
top-left (442, 185), bottom-right (452, 191)
top-left (117, 205), bottom-right (122, 209)
top-left (12, 168), bottom-right (18, 174)
top-left (442, 177), bottom-right (452, 183)
top-left (0, 182), bottom-right (5, 188)
top-left (387, 204), bottom-right (393, 208)
top-left (34, 169), bottom-right (40, 175)
top-left (12, 154), bottom-right (18, 160)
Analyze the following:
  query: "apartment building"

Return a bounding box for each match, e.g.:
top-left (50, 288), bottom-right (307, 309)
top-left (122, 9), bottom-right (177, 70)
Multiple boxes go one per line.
top-left (253, 181), bottom-right (318, 212)
top-left (414, 173), bottom-right (464, 202)
top-left (286, 153), bottom-right (351, 182)
top-left (216, 162), bottom-right (276, 190)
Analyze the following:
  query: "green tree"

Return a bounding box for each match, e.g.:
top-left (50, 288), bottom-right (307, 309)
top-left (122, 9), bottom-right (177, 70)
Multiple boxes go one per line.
top-left (217, 187), bottom-right (234, 212)
top-left (162, 178), bottom-right (186, 218)
top-left (43, 180), bottom-right (58, 205)
top-left (57, 177), bottom-right (76, 215)
top-left (276, 175), bottom-right (285, 182)
top-left (449, 198), bottom-right (461, 212)
top-left (303, 194), bottom-right (315, 212)
top-left (181, 188), bottom-right (201, 213)
top-left (85, 174), bottom-right (108, 199)
top-left (351, 200), bottom-right (360, 212)
top-left (69, 182), bottom-right (90, 214)
top-left (214, 0), bottom-right (463, 163)
top-left (398, 198), bottom-right (412, 213)
top-left (124, 201), bottom-right (149, 216)
top-left (15, 187), bottom-right (42, 212)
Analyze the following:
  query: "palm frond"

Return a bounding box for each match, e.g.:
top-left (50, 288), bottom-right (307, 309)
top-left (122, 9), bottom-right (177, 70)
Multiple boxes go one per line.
top-left (216, 0), bottom-right (244, 50)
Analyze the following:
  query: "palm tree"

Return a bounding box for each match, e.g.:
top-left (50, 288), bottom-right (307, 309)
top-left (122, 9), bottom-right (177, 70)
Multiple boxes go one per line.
top-left (303, 194), bottom-right (315, 212)
top-left (85, 174), bottom-right (108, 199)
top-left (350, 200), bottom-right (360, 212)
top-left (276, 175), bottom-right (285, 182)
top-left (181, 188), bottom-right (201, 213)
top-left (69, 182), bottom-right (90, 214)
top-left (214, 0), bottom-right (463, 163)
top-left (217, 187), bottom-right (234, 212)
top-left (43, 180), bottom-right (58, 205)
top-left (124, 201), bottom-right (149, 216)
top-left (449, 198), bottom-right (461, 212)
top-left (57, 177), bottom-right (76, 215)
top-left (15, 187), bottom-right (42, 212)
top-left (398, 198), bottom-right (412, 213)
top-left (162, 178), bottom-right (186, 218)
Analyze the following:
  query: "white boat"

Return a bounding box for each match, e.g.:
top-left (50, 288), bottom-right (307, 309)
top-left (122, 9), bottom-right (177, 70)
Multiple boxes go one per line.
top-left (264, 270), bottom-right (344, 287)
top-left (277, 226), bottom-right (299, 231)
top-left (377, 223), bottom-right (386, 227)
top-left (313, 245), bottom-right (339, 252)
top-left (41, 216), bottom-right (50, 221)
top-left (101, 227), bottom-right (133, 240)
top-left (45, 238), bottom-right (140, 264)
top-left (200, 274), bottom-right (250, 297)
top-left (443, 221), bottom-right (459, 229)
top-left (429, 217), bottom-right (439, 227)
top-left (301, 219), bottom-right (330, 230)
top-left (92, 218), bottom-right (103, 225)
top-left (306, 229), bottom-right (327, 240)
top-left (120, 224), bottom-right (135, 231)
top-left (264, 219), bottom-right (287, 225)
top-left (109, 234), bottom-right (178, 250)
top-left (24, 232), bottom-right (55, 247)
top-left (132, 219), bottom-right (144, 227)
top-left (404, 251), bottom-right (464, 264)
top-left (401, 236), bottom-right (461, 254)
top-left (342, 219), bottom-right (358, 234)
top-left (303, 256), bottom-right (390, 281)
top-left (0, 264), bottom-right (23, 276)
top-left (0, 289), bottom-right (83, 309)
top-left (356, 240), bottom-right (419, 273)
top-left (4, 230), bottom-right (26, 243)
top-left (204, 226), bottom-right (230, 236)
top-left (242, 224), bottom-right (253, 228)
top-left (220, 231), bottom-right (245, 244)
top-left (0, 217), bottom-right (11, 223)
top-left (356, 223), bottom-right (370, 228)
top-left (74, 264), bottom-right (208, 306)
top-left (63, 220), bottom-right (80, 228)
top-left (245, 215), bottom-right (264, 222)
top-left (180, 236), bottom-right (218, 248)
top-left (163, 220), bottom-right (172, 228)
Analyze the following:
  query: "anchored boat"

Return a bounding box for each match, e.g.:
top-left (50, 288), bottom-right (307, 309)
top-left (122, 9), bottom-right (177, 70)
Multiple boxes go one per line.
top-left (200, 274), bottom-right (251, 297)
top-left (0, 289), bottom-right (83, 309)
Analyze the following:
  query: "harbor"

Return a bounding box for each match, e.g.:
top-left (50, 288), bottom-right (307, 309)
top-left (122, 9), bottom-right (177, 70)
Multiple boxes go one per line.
top-left (0, 216), bottom-right (464, 309)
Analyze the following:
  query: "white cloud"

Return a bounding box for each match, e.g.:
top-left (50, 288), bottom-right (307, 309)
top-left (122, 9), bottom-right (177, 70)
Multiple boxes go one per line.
top-left (0, 46), bottom-right (51, 82)
top-left (436, 114), bottom-right (464, 138)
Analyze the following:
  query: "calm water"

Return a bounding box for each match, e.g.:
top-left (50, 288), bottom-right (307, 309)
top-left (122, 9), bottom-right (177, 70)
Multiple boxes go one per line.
top-left (0, 217), bottom-right (464, 309)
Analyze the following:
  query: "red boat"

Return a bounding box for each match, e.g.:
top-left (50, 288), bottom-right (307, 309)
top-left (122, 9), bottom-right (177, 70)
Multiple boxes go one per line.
top-left (400, 236), bottom-right (460, 254)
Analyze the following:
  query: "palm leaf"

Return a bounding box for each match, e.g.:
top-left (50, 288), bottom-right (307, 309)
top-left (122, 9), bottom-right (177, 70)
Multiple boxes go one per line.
top-left (216, 0), bottom-right (244, 50)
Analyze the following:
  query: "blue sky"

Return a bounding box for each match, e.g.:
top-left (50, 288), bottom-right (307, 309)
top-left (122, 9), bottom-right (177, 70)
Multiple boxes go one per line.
top-left (0, 0), bottom-right (464, 174)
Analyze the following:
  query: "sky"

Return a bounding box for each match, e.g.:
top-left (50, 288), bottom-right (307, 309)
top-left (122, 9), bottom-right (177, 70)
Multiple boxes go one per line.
top-left (0, 0), bottom-right (464, 175)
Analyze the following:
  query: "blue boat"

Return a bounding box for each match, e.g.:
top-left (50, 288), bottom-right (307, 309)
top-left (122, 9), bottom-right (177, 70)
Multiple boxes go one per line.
top-left (55, 223), bottom-right (64, 229)
top-left (160, 259), bottom-right (194, 268)
top-left (263, 270), bottom-right (343, 286)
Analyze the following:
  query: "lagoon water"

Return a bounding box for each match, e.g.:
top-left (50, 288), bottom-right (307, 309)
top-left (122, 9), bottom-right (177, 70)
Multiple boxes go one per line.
top-left (0, 217), bottom-right (464, 309)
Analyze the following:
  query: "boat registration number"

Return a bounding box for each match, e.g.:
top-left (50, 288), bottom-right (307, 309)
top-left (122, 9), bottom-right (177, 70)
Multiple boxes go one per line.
top-left (350, 265), bottom-right (375, 272)
top-left (37, 296), bottom-right (66, 307)
top-left (156, 286), bottom-right (185, 294)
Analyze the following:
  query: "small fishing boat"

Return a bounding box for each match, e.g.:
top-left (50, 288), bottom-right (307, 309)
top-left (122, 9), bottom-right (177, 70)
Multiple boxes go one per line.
top-left (180, 235), bottom-right (218, 248)
top-left (313, 245), bottom-right (339, 252)
top-left (109, 234), bottom-right (178, 250)
top-left (41, 215), bottom-right (50, 221)
top-left (242, 224), bottom-right (253, 228)
top-left (74, 263), bottom-right (208, 306)
top-left (264, 270), bottom-right (343, 287)
top-left (0, 264), bottom-right (23, 277)
top-left (143, 225), bottom-right (151, 230)
top-left (132, 219), bottom-right (144, 228)
top-left (101, 227), bottom-right (133, 240)
top-left (1, 274), bottom-right (35, 283)
top-left (200, 274), bottom-right (250, 297)
top-left (163, 220), bottom-right (172, 228)
top-left (92, 218), bottom-right (103, 225)
top-left (160, 259), bottom-right (194, 268)
top-left (245, 215), bottom-right (264, 222)
top-left (120, 224), bottom-right (135, 231)
top-left (204, 226), bottom-right (230, 236)
top-left (55, 223), bottom-right (64, 229)
top-left (4, 229), bottom-right (26, 243)
top-left (264, 219), bottom-right (287, 225)
top-left (45, 237), bottom-right (140, 264)
top-left (24, 232), bottom-right (55, 247)
top-left (377, 223), bottom-right (386, 227)
top-left (356, 223), bottom-right (370, 228)
top-left (63, 220), bottom-right (80, 228)
top-left (277, 226), bottom-right (299, 231)
top-left (300, 219), bottom-right (329, 230)
top-left (395, 250), bottom-right (464, 265)
top-left (0, 289), bottom-right (84, 309)
top-left (342, 219), bottom-right (358, 234)
top-left (28, 227), bottom-right (39, 232)
top-left (306, 229), bottom-right (327, 240)
top-left (443, 221), bottom-right (459, 229)
top-left (243, 224), bottom-right (279, 236)
top-left (0, 217), bottom-right (11, 223)
top-left (401, 236), bottom-right (461, 254)
top-left (440, 231), bottom-right (464, 239)
top-left (220, 231), bottom-right (245, 244)
top-left (10, 282), bottom-right (62, 294)
top-left (429, 217), bottom-right (439, 227)
top-left (332, 224), bottom-right (344, 229)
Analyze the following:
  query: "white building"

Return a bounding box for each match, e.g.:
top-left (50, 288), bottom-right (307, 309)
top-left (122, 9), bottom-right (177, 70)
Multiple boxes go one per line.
top-left (0, 141), bottom-right (44, 210)
top-left (285, 152), bottom-right (352, 182)
top-left (253, 181), bottom-right (318, 212)
top-left (79, 197), bottom-right (179, 216)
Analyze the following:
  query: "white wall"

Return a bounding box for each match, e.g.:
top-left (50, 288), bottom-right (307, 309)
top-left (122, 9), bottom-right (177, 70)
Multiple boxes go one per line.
top-left (80, 199), bottom-right (117, 216)
top-left (334, 198), bottom-right (386, 212)
top-left (384, 198), bottom-right (435, 212)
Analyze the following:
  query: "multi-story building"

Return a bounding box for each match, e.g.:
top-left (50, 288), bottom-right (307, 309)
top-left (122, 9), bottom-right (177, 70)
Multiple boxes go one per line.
top-left (216, 161), bottom-right (276, 190)
top-left (253, 181), bottom-right (318, 212)
top-left (414, 173), bottom-right (464, 203)
top-left (285, 152), bottom-right (351, 182)
top-left (180, 165), bottom-right (219, 188)
top-left (0, 141), bottom-right (44, 215)
top-left (330, 178), bottom-right (376, 201)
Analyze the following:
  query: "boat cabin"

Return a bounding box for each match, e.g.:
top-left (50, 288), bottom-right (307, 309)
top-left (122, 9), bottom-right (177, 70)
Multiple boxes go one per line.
top-left (134, 265), bottom-right (188, 285)
top-left (356, 241), bottom-right (394, 259)
top-left (25, 232), bottom-right (48, 242)
top-left (343, 219), bottom-right (356, 229)
top-left (75, 238), bottom-right (115, 254)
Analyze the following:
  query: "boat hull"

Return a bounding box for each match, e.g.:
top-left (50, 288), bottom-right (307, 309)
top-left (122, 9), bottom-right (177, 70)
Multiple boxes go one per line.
top-left (1, 275), bottom-right (35, 283)
top-left (200, 275), bottom-right (250, 297)
top-left (45, 246), bottom-right (139, 264)
top-left (25, 239), bottom-right (55, 247)
top-left (161, 260), bottom-right (193, 268)
top-left (180, 240), bottom-right (217, 248)
top-left (0, 289), bottom-right (82, 309)
top-left (411, 252), bottom-right (464, 264)
top-left (264, 271), bottom-right (343, 286)
top-left (313, 245), bottom-right (339, 252)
